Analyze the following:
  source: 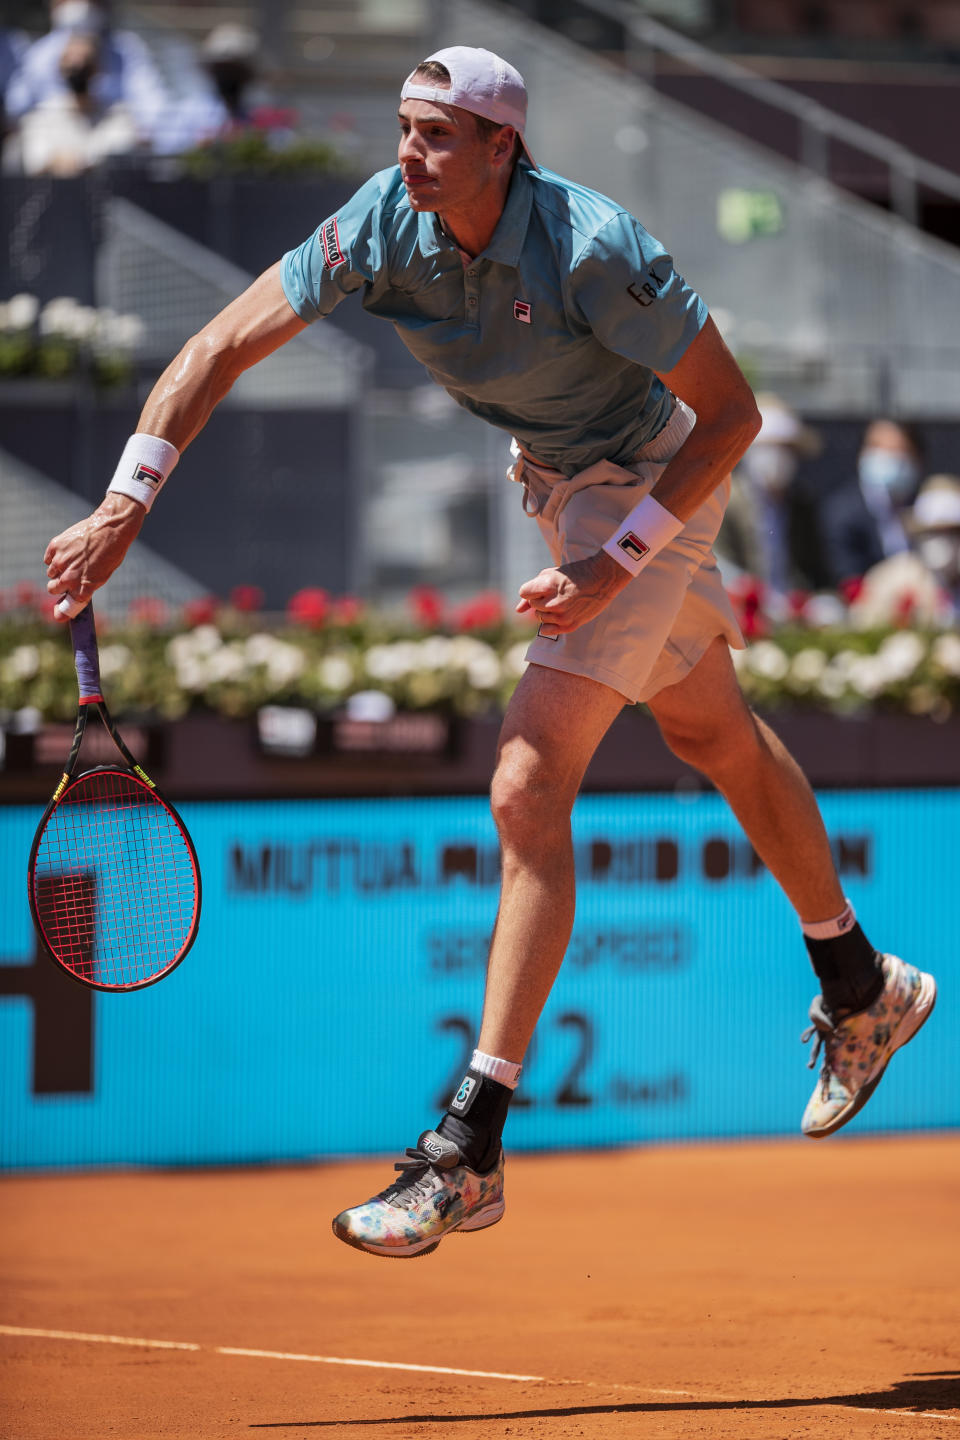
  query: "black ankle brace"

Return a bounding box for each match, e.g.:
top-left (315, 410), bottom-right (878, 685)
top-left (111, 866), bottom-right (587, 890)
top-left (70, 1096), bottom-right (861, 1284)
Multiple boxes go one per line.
top-left (436, 1069), bottom-right (513, 1173)
top-left (804, 921), bottom-right (884, 1015)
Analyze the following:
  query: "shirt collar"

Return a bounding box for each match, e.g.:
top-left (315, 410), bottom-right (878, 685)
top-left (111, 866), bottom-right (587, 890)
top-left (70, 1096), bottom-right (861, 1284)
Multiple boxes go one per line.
top-left (417, 162), bottom-right (534, 267)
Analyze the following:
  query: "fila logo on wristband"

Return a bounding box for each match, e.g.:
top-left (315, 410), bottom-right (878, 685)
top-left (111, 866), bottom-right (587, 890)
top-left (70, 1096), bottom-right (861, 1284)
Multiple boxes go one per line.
top-left (107, 433), bottom-right (180, 512)
top-left (602, 492), bottom-right (683, 576)
top-left (133, 463), bottom-right (163, 491)
top-left (617, 531), bottom-right (649, 564)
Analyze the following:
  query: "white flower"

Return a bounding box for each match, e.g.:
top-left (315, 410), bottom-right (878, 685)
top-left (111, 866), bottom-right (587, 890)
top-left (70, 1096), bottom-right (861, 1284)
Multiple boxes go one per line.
top-left (875, 631), bottom-right (926, 683)
top-left (205, 643), bottom-right (248, 683)
top-left (745, 640), bottom-right (789, 681)
top-left (167, 626), bottom-right (223, 670)
top-left (6, 293), bottom-right (38, 330)
top-left (789, 647), bottom-right (827, 686)
top-left (465, 647), bottom-right (502, 689)
top-left (265, 642), bottom-right (304, 687)
top-left (364, 642), bottom-right (421, 682)
top-left (503, 640), bottom-right (530, 677)
top-left (38, 296), bottom-right (97, 342)
top-left (816, 668), bottom-right (848, 700)
top-left (172, 656), bottom-right (211, 692)
top-left (3, 644), bottom-right (40, 680)
top-left (318, 653), bottom-right (353, 692)
top-left (417, 636), bottom-right (455, 669)
top-left (99, 643), bottom-right (132, 680)
top-left (846, 655), bottom-right (887, 698)
top-left (931, 632), bottom-right (960, 677)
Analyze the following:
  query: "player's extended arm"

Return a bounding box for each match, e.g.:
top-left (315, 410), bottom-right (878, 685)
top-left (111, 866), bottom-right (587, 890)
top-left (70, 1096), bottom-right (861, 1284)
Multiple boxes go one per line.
top-left (516, 316), bottom-right (760, 636)
top-left (44, 262), bottom-right (307, 619)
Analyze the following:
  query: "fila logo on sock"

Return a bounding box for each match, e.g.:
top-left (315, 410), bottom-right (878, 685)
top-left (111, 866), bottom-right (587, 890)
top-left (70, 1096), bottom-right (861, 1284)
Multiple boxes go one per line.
top-left (132, 463), bottom-right (163, 490)
top-left (513, 299), bottom-right (532, 323)
top-left (617, 531), bottom-right (649, 563)
top-left (451, 1075), bottom-right (476, 1112)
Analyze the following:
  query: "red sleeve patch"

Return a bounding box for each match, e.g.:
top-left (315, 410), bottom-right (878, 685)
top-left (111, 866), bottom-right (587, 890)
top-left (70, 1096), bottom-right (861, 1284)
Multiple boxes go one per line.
top-left (321, 217), bottom-right (346, 270)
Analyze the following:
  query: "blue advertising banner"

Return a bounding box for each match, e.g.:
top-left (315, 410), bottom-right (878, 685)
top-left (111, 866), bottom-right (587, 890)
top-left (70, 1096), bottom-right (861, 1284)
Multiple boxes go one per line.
top-left (1, 790), bottom-right (956, 1170)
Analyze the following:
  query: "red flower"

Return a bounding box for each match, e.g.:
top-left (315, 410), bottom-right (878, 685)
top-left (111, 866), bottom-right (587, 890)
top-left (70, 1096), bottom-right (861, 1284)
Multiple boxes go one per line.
top-left (287, 587), bottom-right (330, 628)
top-left (331, 594), bottom-right (365, 625)
top-left (127, 596), bottom-right (169, 627)
top-left (727, 576), bottom-right (769, 640)
top-left (454, 590), bottom-right (505, 631)
top-left (409, 585), bottom-right (445, 629)
top-left (182, 595), bottom-right (219, 627)
top-left (839, 576), bottom-right (865, 605)
top-left (230, 584), bottom-right (264, 613)
top-left (787, 589), bottom-right (811, 621)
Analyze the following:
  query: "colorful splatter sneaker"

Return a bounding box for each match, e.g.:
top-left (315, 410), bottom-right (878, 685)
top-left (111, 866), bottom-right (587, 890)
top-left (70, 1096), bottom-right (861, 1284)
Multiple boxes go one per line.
top-left (331, 1130), bottom-right (505, 1258)
top-left (801, 954), bottom-right (936, 1138)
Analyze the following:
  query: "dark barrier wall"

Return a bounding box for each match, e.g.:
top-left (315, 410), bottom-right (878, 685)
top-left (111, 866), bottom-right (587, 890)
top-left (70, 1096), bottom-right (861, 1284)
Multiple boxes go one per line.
top-left (1, 788), bottom-right (956, 1171)
top-left (0, 398), bottom-right (357, 607)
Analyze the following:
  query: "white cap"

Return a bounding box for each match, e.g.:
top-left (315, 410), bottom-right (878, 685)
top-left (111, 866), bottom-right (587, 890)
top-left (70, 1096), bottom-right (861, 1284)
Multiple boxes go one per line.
top-left (401, 46), bottom-right (537, 168)
top-left (911, 477), bottom-right (960, 532)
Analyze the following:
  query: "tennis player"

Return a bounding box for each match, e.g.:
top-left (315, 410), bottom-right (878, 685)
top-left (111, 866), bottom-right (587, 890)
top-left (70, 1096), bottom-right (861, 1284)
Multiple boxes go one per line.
top-left (43, 46), bottom-right (936, 1259)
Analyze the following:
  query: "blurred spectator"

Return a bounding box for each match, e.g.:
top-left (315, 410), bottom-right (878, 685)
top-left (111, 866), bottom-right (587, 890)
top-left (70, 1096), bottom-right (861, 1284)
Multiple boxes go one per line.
top-left (719, 393), bottom-right (819, 599)
top-left (819, 417), bottom-right (924, 597)
top-left (1, 28), bottom-right (28, 136)
top-left (844, 474), bottom-right (960, 630)
top-left (909, 474), bottom-right (960, 617)
top-left (152, 22), bottom-right (297, 157)
top-left (5, 0), bottom-right (167, 146)
top-left (5, 30), bottom-right (138, 176)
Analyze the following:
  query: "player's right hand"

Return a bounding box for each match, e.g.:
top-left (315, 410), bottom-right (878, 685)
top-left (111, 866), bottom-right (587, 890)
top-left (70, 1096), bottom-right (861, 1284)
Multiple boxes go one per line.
top-left (43, 493), bottom-right (145, 621)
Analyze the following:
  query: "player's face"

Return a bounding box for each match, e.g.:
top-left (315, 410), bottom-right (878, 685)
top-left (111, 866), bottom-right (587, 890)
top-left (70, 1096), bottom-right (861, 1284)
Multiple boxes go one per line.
top-left (398, 98), bottom-right (499, 215)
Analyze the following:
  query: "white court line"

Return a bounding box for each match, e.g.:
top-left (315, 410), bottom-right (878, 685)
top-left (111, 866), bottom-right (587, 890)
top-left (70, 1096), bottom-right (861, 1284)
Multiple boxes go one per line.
top-left (2, 1325), bottom-right (958, 1421)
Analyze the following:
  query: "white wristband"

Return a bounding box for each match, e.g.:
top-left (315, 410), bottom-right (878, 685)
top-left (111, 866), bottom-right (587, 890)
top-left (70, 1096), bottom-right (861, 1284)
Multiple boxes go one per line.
top-left (601, 493), bottom-right (683, 576)
top-left (106, 433), bottom-right (180, 512)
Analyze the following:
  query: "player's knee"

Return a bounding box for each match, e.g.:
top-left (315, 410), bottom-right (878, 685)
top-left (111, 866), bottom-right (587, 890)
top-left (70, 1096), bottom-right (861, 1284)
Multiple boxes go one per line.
top-left (658, 704), bottom-right (759, 779)
top-left (490, 756), bottom-right (568, 851)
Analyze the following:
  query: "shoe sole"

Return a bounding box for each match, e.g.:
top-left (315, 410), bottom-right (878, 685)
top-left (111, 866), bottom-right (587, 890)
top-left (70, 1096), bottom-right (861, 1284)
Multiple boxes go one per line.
top-left (331, 1199), bottom-right (505, 1260)
top-left (804, 968), bottom-right (937, 1139)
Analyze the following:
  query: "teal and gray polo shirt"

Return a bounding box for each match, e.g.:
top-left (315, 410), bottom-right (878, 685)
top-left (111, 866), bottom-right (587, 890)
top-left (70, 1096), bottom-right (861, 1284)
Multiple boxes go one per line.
top-left (281, 161), bottom-right (707, 478)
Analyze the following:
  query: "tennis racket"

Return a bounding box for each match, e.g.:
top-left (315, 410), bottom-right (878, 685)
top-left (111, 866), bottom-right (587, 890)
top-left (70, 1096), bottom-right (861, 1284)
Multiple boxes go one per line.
top-left (27, 602), bottom-right (201, 992)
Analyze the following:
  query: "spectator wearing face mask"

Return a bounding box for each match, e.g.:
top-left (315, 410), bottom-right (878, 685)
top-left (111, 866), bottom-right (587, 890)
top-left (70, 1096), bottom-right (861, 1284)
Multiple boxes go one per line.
top-left (5, 0), bottom-right (168, 147)
top-left (909, 475), bottom-right (960, 618)
top-left (152, 23), bottom-right (295, 157)
top-left (6, 30), bottom-right (138, 175)
top-left (819, 418), bottom-right (925, 598)
top-left (718, 393), bottom-right (819, 601)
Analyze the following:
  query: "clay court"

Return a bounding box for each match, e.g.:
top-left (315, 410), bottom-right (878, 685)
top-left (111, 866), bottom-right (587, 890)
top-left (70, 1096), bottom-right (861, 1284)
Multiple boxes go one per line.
top-left (2, 1132), bottom-right (958, 1439)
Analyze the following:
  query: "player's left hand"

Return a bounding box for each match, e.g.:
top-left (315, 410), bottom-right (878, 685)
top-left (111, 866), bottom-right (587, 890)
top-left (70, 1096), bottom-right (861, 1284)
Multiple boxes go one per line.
top-left (516, 550), bottom-right (632, 637)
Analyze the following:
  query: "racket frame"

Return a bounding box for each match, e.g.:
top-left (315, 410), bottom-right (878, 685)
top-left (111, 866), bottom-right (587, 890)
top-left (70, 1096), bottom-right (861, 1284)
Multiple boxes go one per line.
top-left (27, 609), bottom-right (202, 992)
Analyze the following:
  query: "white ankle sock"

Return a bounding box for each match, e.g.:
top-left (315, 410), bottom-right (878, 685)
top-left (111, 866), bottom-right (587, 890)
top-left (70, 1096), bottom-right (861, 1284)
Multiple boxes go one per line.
top-left (470, 1049), bottom-right (522, 1090)
top-left (801, 899), bottom-right (857, 941)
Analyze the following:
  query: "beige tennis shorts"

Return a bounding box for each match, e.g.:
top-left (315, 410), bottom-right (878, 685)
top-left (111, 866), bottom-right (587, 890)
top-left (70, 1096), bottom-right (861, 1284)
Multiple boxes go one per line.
top-left (516, 397), bottom-right (745, 704)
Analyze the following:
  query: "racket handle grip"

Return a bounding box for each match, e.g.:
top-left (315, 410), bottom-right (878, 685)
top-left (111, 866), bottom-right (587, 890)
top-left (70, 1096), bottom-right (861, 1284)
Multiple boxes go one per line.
top-left (70, 602), bottom-right (102, 700)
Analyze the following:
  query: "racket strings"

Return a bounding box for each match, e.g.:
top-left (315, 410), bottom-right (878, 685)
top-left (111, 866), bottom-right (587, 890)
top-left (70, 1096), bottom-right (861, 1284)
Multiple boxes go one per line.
top-left (32, 770), bottom-right (198, 988)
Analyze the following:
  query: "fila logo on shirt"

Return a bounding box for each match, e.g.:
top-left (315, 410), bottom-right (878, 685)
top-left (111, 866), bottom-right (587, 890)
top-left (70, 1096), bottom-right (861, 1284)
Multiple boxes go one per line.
top-left (132, 463), bottom-right (163, 490)
top-left (513, 299), bottom-right (532, 323)
top-left (321, 217), bottom-right (346, 270)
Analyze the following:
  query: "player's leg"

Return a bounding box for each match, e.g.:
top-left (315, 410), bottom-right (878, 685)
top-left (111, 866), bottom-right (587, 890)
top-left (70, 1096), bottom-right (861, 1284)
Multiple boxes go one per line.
top-left (648, 635), bottom-right (936, 1137)
top-left (332, 663), bottom-right (624, 1258)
